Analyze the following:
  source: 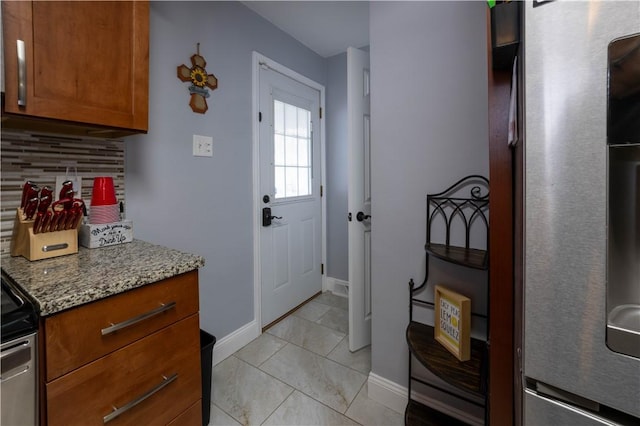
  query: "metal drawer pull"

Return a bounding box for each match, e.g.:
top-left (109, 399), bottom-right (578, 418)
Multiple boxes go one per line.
top-left (17, 40), bottom-right (26, 106)
top-left (103, 373), bottom-right (178, 423)
top-left (101, 302), bottom-right (177, 336)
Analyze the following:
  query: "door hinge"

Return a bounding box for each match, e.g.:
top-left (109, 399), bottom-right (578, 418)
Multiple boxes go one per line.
top-left (321, 263), bottom-right (324, 275)
top-left (319, 107), bottom-right (322, 119)
top-left (259, 111), bottom-right (262, 122)
top-left (320, 185), bottom-right (323, 197)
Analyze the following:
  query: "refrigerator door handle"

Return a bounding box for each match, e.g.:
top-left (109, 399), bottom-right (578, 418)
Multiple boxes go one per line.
top-left (525, 389), bottom-right (621, 426)
top-left (535, 381), bottom-right (600, 412)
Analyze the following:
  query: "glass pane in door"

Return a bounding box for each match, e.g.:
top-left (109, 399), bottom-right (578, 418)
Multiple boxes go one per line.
top-left (273, 100), bottom-right (312, 199)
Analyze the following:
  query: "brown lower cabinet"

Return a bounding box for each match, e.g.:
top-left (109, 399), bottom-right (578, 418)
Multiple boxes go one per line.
top-left (42, 271), bottom-right (202, 426)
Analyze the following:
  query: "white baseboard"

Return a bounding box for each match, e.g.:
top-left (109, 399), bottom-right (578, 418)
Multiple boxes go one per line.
top-left (367, 373), bottom-right (408, 414)
top-left (326, 277), bottom-right (349, 298)
top-left (212, 319), bottom-right (260, 366)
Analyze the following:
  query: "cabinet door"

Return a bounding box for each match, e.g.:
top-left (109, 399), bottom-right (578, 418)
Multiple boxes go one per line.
top-left (2, 1), bottom-right (148, 132)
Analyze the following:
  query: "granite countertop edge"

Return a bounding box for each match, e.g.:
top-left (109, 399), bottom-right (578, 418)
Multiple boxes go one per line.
top-left (1, 239), bottom-right (205, 316)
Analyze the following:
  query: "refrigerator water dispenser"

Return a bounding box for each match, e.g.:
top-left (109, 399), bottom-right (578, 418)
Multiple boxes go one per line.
top-left (606, 33), bottom-right (640, 359)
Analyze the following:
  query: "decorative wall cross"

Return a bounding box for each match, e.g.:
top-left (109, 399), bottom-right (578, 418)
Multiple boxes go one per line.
top-left (177, 43), bottom-right (218, 114)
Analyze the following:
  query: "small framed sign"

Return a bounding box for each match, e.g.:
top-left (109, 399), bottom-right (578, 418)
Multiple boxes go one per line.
top-left (435, 285), bottom-right (471, 361)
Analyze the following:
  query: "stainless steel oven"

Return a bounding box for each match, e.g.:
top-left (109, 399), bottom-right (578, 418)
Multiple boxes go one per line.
top-left (1, 270), bottom-right (39, 426)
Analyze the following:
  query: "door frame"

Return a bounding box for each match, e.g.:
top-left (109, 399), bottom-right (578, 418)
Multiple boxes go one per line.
top-left (251, 51), bottom-right (327, 329)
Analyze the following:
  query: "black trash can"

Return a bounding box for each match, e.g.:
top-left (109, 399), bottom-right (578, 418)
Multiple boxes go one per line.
top-left (200, 329), bottom-right (216, 426)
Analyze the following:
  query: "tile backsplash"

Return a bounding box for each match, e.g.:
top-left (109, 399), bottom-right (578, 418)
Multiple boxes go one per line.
top-left (1, 130), bottom-right (125, 257)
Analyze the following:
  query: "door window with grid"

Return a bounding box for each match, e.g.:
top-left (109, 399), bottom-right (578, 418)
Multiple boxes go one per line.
top-left (273, 100), bottom-right (312, 199)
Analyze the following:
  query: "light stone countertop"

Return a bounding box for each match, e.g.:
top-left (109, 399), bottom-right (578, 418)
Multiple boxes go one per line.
top-left (1, 239), bottom-right (205, 316)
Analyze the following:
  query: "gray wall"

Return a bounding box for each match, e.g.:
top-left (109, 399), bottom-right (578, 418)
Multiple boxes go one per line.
top-left (125, 0), bottom-right (490, 392)
top-left (125, 1), bottom-right (327, 338)
top-left (369, 1), bottom-right (489, 387)
top-left (326, 52), bottom-right (349, 281)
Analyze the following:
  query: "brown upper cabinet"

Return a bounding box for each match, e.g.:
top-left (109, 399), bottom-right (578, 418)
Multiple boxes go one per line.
top-left (2, 1), bottom-right (149, 138)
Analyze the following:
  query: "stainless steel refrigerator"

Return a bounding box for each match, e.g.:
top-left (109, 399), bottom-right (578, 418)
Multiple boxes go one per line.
top-left (523, 1), bottom-right (640, 425)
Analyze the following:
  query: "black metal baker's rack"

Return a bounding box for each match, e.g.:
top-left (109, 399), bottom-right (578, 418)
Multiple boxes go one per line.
top-left (405, 175), bottom-right (490, 426)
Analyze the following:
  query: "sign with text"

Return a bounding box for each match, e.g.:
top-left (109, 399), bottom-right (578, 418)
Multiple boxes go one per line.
top-left (79, 220), bottom-right (133, 249)
top-left (435, 285), bottom-right (471, 361)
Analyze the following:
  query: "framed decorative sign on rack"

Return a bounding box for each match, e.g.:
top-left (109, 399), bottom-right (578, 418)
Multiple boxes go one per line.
top-left (435, 285), bottom-right (471, 361)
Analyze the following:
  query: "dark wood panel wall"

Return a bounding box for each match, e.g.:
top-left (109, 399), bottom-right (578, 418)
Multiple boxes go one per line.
top-left (486, 8), bottom-right (516, 426)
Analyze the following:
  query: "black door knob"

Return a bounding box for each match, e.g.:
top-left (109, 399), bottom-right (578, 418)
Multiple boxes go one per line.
top-left (356, 211), bottom-right (370, 222)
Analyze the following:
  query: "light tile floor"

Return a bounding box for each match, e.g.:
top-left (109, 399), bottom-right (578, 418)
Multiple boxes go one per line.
top-left (209, 292), bottom-right (404, 426)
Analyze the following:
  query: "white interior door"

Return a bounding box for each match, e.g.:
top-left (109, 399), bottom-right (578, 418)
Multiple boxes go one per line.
top-left (348, 47), bottom-right (371, 351)
top-left (259, 65), bottom-right (322, 327)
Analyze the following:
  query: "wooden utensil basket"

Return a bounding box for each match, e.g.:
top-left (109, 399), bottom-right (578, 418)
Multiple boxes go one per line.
top-left (10, 209), bottom-right (78, 261)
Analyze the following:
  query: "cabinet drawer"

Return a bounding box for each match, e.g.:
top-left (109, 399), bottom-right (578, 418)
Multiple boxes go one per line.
top-left (167, 400), bottom-right (202, 426)
top-left (45, 271), bottom-right (199, 381)
top-left (46, 314), bottom-right (201, 426)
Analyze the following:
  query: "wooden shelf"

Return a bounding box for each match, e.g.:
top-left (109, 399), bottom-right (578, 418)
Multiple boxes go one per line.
top-left (425, 243), bottom-right (488, 270)
top-left (405, 399), bottom-right (468, 426)
top-left (406, 321), bottom-right (487, 398)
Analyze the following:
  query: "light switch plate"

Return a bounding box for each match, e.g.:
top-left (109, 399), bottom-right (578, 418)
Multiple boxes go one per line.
top-left (193, 135), bottom-right (213, 157)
